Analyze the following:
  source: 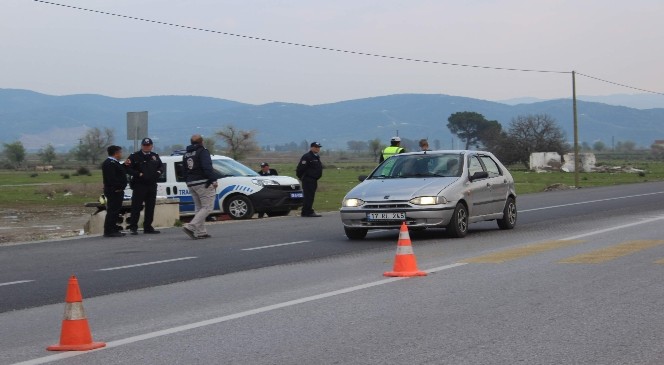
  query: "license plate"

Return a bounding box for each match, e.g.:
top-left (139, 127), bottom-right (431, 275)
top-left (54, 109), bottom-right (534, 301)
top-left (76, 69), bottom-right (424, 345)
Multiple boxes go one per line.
top-left (367, 212), bottom-right (406, 220)
top-left (290, 192), bottom-right (303, 198)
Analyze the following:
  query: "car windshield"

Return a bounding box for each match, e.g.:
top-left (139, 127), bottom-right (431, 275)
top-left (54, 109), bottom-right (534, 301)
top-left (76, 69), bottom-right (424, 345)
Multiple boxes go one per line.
top-left (212, 159), bottom-right (259, 177)
top-left (369, 153), bottom-right (464, 179)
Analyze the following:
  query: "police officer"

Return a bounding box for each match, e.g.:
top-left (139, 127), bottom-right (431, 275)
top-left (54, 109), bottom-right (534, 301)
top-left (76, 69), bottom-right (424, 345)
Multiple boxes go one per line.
top-left (380, 137), bottom-right (405, 163)
top-left (296, 142), bottom-right (323, 217)
top-left (182, 134), bottom-right (218, 239)
top-left (125, 137), bottom-right (163, 235)
top-left (102, 145), bottom-right (127, 238)
top-left (257, 162), bottom-right (278, 176)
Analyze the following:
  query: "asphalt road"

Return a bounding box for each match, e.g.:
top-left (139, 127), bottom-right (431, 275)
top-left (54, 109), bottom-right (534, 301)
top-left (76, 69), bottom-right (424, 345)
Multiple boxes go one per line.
top-left (1, 181), bottom-right (664, 364)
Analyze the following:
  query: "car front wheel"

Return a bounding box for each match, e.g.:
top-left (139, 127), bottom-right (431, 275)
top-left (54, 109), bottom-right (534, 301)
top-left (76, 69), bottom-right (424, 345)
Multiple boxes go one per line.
top-left (497, 197), bottom-right (517, 230)
top-left (224, 195), bottom-right (254, 220)
top-left (344, 227), bottom-right (368, 240)
top-left (446, 203), bottom-right (468, 238)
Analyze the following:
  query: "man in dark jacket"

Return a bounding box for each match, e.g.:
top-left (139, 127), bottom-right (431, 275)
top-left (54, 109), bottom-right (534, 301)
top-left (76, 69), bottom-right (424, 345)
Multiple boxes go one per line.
top-left (257, 162), bottom-right (278, 176)
top-left (182, 134), bottom-right (218, 239)
top-left (296, 142), bottom-right (323, 217)
top-left (102, 145), bottom-right (127, 237)
top-left (125, 137), bottom-right (163, 235)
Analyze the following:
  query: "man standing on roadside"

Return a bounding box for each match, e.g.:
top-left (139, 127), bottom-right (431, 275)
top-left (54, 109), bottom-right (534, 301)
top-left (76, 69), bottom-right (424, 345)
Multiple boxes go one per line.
top-left (125, 137), bottom-right (163, 235)
top-left (102, 145), bottom-right (127, 238)
top-left (380, 137), bottom-right (405, 163)
top-left (182, 134), bottom-right (218, 239)
top-left (296, 142), bottom-right (323, 217)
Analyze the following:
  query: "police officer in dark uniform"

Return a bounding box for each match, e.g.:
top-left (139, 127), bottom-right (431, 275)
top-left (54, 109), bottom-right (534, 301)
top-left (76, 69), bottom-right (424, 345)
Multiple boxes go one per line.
top-left (125, 137), bottom-right (163, 235)
top-left (296, 142), bottom-right (323, 217)
top-left (102, 145), bottom-right (127, 237)
top-left (257, 162), bottom-right (278, 176)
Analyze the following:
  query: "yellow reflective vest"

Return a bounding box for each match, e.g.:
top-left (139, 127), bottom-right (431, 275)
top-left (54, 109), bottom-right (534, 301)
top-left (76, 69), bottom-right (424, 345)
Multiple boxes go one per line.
top-left (382, 146), bottom-right (404, 161)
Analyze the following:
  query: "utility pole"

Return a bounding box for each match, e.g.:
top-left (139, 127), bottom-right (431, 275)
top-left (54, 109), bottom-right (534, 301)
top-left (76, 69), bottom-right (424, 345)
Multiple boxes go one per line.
top-left (572, 71), bottom-right (580, 187)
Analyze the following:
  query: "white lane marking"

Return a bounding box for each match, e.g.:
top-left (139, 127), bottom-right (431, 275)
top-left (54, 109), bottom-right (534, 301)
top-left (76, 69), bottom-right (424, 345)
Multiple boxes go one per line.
top-left (0, 280), bottom-right (34, 287)
top-left (242, 240), bottom-right (311, 251)
top-left (12, 263), bottom-right (466, 365)
top-left (97, 257), bottom-right (197, 271)
top-left (561, 215), bottom-right (664, 240)
top-left (520, 191), bottom-right (664, 213)
top-left (368, 229), bottom-right (390, 234)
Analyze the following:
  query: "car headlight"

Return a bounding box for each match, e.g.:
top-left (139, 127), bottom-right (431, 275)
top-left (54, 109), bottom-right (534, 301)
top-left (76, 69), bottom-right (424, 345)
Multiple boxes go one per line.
top-left (251, 179), bottom-right (279, 186)
top-left (409, 196), bottom-right (446, 205)
top-left (342, 198), bottom-right (365, 207)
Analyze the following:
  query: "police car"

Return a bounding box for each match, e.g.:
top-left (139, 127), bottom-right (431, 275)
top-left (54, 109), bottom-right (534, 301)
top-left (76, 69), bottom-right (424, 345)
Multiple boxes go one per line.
top-left (125, 153), bottom-right (303, 219)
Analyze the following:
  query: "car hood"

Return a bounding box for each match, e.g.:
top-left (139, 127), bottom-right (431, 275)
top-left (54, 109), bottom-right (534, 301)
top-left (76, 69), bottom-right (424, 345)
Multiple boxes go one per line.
top-left (345, 177), bottom-right (459, 201)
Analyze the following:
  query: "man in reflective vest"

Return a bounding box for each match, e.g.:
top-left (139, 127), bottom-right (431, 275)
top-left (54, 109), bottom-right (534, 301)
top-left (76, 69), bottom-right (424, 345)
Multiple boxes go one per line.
top-left (380, 136), bottom-right (405, 162)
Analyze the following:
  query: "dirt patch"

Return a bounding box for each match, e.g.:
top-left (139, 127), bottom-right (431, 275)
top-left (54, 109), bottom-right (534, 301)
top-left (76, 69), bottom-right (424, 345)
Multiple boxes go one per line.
top-left (0, 206), bottom-right (90, 245)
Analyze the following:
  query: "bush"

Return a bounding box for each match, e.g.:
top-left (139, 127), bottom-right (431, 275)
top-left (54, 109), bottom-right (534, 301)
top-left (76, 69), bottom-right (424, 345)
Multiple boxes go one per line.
top-left (61, 173), bottom-right (70, 179)
top-left (29, 173), bottom-right (38, 178)
top-left (76, 166), bottom-right (90, 176)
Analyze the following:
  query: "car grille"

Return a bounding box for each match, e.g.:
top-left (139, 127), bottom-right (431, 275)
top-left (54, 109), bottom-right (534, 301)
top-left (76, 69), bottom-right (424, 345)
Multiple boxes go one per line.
top-left (265, 184), bottom-right (301, 191)
top-left (363, 203), bottom-right (410, 209)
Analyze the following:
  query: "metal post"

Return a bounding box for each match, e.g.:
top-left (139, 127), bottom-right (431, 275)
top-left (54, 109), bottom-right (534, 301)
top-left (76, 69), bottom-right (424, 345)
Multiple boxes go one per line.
top-left (572, 71), bottom-right (579, 187)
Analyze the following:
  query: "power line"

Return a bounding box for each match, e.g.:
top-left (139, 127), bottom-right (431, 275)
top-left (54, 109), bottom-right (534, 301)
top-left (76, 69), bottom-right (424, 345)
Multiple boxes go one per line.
top-left (576, 72), bottom-right (664, 96)
top-left (31, 1), bottom-right (664, 96)
top-left (32, 0), bottom-right (567, 74)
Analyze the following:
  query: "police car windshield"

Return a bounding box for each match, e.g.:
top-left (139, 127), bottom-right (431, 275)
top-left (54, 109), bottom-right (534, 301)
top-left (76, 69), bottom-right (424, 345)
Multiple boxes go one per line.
top-left (368, 153), bottom-right (464, 179)
top-left (212, 159), bottom-right (259, 177)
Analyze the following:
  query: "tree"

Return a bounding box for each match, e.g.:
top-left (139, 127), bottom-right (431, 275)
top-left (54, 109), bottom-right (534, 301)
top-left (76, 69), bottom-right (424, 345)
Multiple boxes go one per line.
top-left (347, 140), bottom-right (368, 153)
top-left (505, 114), bottom-right (569, 168)
top-left (3, 141), bottom-right (26, 168)
top-left (447, 111), bottom-right (500, 150)
top-left (73, 127), bottom-right (115, 164)
top-left (215, 125), bottom-right (259, 160)
top-left (203, 137), bottom-right (217, 155)
top-left (368, 138), bottom-right (383, 162)
top-left (38, 144), bottom-right (57, 164)
top-left (593, 141), bottom-right (605, 152)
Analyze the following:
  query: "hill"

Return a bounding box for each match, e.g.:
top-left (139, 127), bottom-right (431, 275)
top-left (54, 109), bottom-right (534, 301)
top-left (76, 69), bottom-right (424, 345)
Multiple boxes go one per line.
top-left (0, 89), bottom-right (662, 151)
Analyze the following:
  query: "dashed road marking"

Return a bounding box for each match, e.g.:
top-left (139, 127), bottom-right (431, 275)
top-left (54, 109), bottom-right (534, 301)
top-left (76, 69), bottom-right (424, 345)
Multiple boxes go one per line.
top-left (559, 240), bottom-right (664, 264)
top-left (97, 257), bottom-right (197, 271)
top-left (12, 263), bottom-right (465, 365)
top-left (242, 240), bottom-right (311, 251)
top-left (460, 240), bottom-right (585, 263)
top-left (0, 280), bottom-right (35, 287)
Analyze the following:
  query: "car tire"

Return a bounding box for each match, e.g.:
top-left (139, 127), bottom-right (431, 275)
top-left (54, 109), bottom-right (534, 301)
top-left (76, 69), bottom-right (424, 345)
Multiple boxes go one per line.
top-left (446, 203), bottom-right (468, 238)
top-left (497, 196), bottom-right (517, 230)
top-left (344, 227), bottom-right (368, 240)
top-left (224, 195), bottom-right (254, 220)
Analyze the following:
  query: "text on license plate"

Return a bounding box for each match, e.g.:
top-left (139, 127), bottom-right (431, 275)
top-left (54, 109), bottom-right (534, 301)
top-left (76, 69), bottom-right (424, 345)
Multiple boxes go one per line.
top-left (367, 212), bottom-right (406, 220)
top-left (290, 192), bottom-right (304, 198)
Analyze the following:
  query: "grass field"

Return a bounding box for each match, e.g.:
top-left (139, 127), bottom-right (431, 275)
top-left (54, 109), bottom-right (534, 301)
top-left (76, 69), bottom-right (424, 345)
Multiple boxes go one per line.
top-left (1, 158), bottom-right (663, 212)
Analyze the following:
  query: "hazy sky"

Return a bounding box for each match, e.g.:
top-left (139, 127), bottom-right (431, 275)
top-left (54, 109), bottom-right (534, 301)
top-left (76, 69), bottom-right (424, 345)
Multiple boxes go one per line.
top-left (2, 0), bottom-right (663, 105)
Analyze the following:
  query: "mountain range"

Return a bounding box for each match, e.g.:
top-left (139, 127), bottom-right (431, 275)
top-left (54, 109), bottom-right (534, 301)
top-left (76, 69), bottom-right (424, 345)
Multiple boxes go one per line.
top-left (1, 88), bottom-right (662, 151)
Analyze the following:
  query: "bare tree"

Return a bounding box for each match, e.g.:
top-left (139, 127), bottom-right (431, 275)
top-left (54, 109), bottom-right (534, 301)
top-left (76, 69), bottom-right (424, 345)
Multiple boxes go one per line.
top-left (203, 136), bottom-right (217, 155)
top-left (73, 127), bottom-right (115, 164)
top-left (347, 140), bottom-right (368, 153)
top-left (215, 125), bottom-right (259, 160)
top-left (368, 138), bottom-right (383, 162)
top-left (506, 114), bottom-right (569, 168)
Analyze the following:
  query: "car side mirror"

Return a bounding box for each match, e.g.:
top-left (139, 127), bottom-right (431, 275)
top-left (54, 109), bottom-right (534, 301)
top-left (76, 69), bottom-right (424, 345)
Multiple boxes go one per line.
top-left (358, 175), bottom-right (367, 182)
top-left (469, 171), bottom-right (489, 181)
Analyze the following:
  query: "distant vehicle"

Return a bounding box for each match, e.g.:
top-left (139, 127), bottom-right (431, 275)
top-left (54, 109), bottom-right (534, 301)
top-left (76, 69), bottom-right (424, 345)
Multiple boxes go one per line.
top-left (339, 150), bottom-right (517, 239)
top-left (125, 154), bottom-right (303, 219)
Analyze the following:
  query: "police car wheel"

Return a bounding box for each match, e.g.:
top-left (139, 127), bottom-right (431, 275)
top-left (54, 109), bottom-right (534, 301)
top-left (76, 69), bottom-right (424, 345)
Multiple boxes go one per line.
top-left (224, 195), bottom-right (254, 220)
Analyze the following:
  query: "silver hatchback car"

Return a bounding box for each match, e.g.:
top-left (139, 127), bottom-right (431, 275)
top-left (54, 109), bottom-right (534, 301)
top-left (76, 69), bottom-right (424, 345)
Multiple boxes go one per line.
top-left (340, 150), bottom-right (517, 239)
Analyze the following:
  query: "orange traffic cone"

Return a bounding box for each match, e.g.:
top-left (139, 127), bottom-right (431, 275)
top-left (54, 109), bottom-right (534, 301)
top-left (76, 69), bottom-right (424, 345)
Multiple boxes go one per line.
top-left (384, 222), bottom-right (427, 277)
top-left (47, 276), bottom-right (106, 351)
